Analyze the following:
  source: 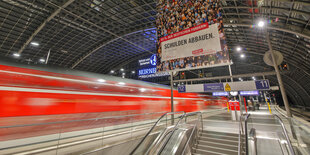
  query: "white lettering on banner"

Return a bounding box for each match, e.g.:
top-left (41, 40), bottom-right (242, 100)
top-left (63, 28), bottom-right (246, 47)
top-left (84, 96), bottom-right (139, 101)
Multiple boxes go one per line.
top-left (161, 24), bottom-right (221, 62)
top-left (138, 68), bottom-right (156, 76)
top-left (139, 58), bottom-right (151, 66)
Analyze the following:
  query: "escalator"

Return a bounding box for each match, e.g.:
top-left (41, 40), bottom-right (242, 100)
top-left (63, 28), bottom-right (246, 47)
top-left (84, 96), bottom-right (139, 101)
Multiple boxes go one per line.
top-left (130, 111), bottom-right (203, 155)
top-left (131, 107), bottom-right (298, 155)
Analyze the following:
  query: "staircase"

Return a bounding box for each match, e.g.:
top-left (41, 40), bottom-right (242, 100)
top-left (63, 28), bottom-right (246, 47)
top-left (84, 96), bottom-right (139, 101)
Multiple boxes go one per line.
top-left (193, 130), bottom-right (243, 155)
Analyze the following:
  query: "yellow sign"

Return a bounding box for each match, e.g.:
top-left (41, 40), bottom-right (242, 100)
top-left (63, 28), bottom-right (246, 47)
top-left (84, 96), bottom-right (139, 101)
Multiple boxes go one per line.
top-left (225, 83), bottom-right (231, 91)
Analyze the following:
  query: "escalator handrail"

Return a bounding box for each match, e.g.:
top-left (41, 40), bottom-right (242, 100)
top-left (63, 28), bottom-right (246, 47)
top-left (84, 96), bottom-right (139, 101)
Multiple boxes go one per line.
top-left (274, 115), bottom-right (295, 155)
top-left (180, 112), bottom-right (203, 155)
top-left (157, 113), bottom-right (186, 155)
top-left (158, 111), bottom-right (202, 155)
top-left (130, 111), bottom-right (185, 155)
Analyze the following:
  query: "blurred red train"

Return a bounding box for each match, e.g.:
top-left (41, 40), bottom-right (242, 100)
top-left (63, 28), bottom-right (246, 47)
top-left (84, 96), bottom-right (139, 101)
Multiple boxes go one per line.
top-left (0, 60), bottom-right (227, 118)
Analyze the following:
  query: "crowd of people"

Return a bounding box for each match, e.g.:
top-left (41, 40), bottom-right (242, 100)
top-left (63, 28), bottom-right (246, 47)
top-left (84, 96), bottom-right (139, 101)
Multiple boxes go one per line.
top-left (156, 51), bottom-right (229, 71)
top-left (156, 0), bottom-right (230, 72)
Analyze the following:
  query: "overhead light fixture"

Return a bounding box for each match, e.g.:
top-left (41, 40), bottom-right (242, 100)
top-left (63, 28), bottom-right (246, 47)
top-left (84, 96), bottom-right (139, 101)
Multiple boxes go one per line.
top-left (131, 71), bottom-right (135, 74)
top-left (30, 42), bottom-right (39, 46)
top-left (120, 68), bottom-right (124, 72)
top-left (240, 54), bottom-right (245, 58)
top-left (122, 72), bottom-right (126, 75)
top-left (39, 58), bottom-right (45, 62)
top-left (110, 70), bottom-right (114, 73)
top-left (236, 47), bottom-right (242, 51)
top-left (252, 77), bottom-right (256, 80)
top-left (97, 79), bottom-right (106, 83)
top-left (257, 21), bottom-right (265, 27)
top-left (13, 53), bottom-right (20, 57)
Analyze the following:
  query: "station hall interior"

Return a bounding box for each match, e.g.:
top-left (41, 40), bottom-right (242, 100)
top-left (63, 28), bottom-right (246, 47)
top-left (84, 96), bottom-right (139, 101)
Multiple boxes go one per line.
top-left (0, 0), bottom-right (310, 155)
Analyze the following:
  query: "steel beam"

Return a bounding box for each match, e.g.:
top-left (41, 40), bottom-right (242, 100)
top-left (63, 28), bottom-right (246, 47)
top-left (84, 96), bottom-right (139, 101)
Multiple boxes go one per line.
top-left (173, 71), bottom-right (276, 83)
top-left (17, 0), bottom-right (76, 54)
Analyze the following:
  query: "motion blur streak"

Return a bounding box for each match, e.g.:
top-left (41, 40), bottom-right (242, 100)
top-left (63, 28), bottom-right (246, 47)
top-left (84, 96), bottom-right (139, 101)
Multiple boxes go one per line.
top-left (0, 62), bottom-right (227, 117)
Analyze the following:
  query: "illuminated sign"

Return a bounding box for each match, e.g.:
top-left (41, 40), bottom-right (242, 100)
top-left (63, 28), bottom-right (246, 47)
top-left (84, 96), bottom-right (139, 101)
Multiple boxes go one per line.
top-left (139, 71), bottom-right (169, 78)
top-left (212, 92), bottom-right (229, 96)
top-left (240, 91), bottom-right (259, 96)
top-left (138, 54), bottom-right (168, 78)
top-left (138, 67), bottom-right (156, 76)
top-left (150, 54), bottom-right (156, 65)
top-left (139, 54), bottom-right (157, 66)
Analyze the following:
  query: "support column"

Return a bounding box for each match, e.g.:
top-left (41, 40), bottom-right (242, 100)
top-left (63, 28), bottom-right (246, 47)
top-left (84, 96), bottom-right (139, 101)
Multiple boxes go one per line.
top-left (266, 31), bottom-right (292, 117)
top-left (46, 49), bottom-right (51, 64)
top-left (170, 72), bottom-right (174, 124)
top-left (228, 64), bottom-right (233, 82)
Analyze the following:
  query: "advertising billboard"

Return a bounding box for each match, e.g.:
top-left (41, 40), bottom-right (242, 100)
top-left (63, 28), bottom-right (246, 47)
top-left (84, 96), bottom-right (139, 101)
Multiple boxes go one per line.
top-left (138, 54), bottom-right (169, 78)
top-left (156, 0), bottom-right (230, 72)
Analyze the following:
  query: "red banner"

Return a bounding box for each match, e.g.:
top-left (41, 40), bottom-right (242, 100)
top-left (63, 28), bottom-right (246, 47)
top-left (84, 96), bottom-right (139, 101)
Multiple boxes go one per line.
top-left (160, 23), bottom-right (209, 43)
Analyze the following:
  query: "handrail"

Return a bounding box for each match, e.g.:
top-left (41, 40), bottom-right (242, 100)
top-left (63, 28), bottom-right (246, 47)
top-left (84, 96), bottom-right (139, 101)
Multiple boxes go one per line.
top-left (274, 115), bottom-right (295, 155)
top-left (157, 113), bottom-right (186, 155)
top-left (238, 114), bottom-right (243, 155)
top-left (157, 111), bottom-right (202, 155)
top-left (130, 111), bottom-right (185, 155)
top-left (243, 113), bottom-right (251, 155)
top-left (181, 112), bottom-right (203, 155)
top-left (0, 111), bottom-right (166, 129)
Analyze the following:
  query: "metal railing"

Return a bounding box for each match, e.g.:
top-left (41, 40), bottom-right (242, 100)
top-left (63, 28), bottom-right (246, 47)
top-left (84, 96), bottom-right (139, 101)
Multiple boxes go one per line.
top-left (130, 111), bottom-right (185, 155)
top-left (274, 115), bottom-right (295, 155)
top-left (240, 111), bottom-right (295, 155)
top-left (156, 111), bottom-right (202, 155)
top-left (0, 111), bottom-right (167, 154)
top-left (238, 113), bottom-right (250, 155)
top-left (0, 112), bottom-right (166, 129)
top-left (156, 113), bottom-right (186, 155)
top-left (180, 112), bottom-right (203, 155)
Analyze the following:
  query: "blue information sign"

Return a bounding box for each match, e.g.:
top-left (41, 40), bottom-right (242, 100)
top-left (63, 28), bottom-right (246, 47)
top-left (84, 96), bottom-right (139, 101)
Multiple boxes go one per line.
top-left (240, 91), bottom-right (259, 96)
top-left (204, 83), bottom-right (224, 92)
top-left (212, 92), bottom-right (229, 96)
top-left (178, 85), bottom-right (186, 93)
top-left (255, 80), bottom-right (270, 90)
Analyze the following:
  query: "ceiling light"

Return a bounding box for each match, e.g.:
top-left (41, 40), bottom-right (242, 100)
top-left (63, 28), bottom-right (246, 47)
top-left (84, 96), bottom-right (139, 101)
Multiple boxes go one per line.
top-left (240, 54), bottom-right (245, 58)
top-left (252, 77), bottom-right (256, 80)
top-left (110, 70), bottom-right (114, 73)
top-left (120, 68), bottom-right (124, 72)
top-left (257, 21), bottom-right (265, 27)
top-left (131, 71), bottom-right (135, 74)
top-left (39, 58), bottom-right (45, 62)
top-left (236, 47), bottom-right (242, 51)
top-left (122, 72), bottom-right (125, 75)
top-left (97, 79), bottom-right (106, 83)
top-left (13, 53), bottom-right (20, 57)
top-left (30, 42), bottom-right (39, 46)
top-left (118, 82), bottom-right (125, 85)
